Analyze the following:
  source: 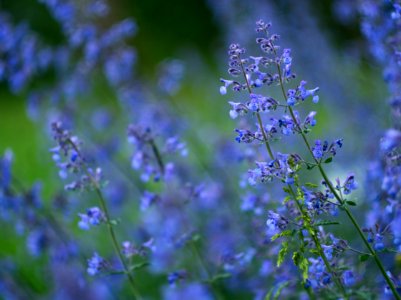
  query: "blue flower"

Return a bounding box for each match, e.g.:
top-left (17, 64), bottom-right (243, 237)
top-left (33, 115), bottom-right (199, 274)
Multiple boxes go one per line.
top-left (343, 270), bottom-right (355, 286)
top-left (87, 252), bottom-right (104, 276)
top-left (343, 174), bottom-right (358, 195)
top-left (312, 140), bottom-right (323, 159)
top-left (78, 207), bottom-right (105, 230)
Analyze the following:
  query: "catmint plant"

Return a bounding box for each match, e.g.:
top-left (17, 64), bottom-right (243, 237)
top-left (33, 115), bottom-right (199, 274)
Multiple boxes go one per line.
top-left (50, 121), bottom-right (143, 298)
top-left (356, 1), bottom-right (401, 297)
top-left (220, 19), bottom-right (401, 299)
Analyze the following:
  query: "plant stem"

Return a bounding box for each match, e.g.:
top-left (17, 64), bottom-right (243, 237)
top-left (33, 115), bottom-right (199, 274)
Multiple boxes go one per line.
top-left (288, 185), bottom-right (348, 298)
top-left (190, 242), bottom-right (224, 300)
top-left (93, 186), bottom-right (142, 299)
top-left (239, 54), bottom-right (341, 298)
top-left (68, 140), bottom-right (143, 299)
top-left (150, 134), bottom-right (224, 299)
top-left (274, 60), bottom-right (401, 299)
top-left (238, 54), bottom-right (275, 160)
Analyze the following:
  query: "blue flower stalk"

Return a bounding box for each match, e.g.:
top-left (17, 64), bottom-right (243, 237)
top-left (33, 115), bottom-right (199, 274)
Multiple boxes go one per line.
top-left (51, 122), bottom-right (143, 299)
top-left (222, 20), bottom-right (400, 299)
top-left (221, 25), bottom-right (349, 298)
top-left (270, 33), bottom-right (401, 300)
top-left (127, 124), bottom-right (225, 298)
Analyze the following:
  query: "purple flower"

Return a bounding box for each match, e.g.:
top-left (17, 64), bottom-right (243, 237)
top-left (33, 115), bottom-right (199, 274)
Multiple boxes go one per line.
top-left (266, 211), bottom-right (288, 234)
top-left (312, 140), bottom-right (323, 159)
top-left (78, 207), bottom-right (105, 230)
top-left (343, 174), bottom-right (358, 195)
top-left (140, 191), bottom-right (160, 211)
top-left (381, 129), bottom-right (401, 151)
top-left (87, 252), bottom-right (104, 276)
top-left (168, 270), bottom-right (188, 285)
top-left (235, 129), bottom-right (255, 143)
top-left (343, 270), bottom-right (355, 286)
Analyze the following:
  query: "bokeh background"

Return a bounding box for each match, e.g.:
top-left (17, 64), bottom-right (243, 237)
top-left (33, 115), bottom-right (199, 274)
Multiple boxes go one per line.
top-left (0, 0), bottom-right (389, 187)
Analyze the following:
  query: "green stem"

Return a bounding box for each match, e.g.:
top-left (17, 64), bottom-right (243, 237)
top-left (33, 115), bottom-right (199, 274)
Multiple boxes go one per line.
top-left (239, 53), bottom-right (342, 297)
top-left (190, 242), bottom-right (224, 300)
top-left (152, 136), bottom-right (226, 298)
top-left (149, 138), bottom-right (165, 174)
top-left (93, 187), bottom-right (142, 299)
top-left (274, 60), bottom-right (400, 299)
top-left (68, 140), bottom-right (143, 299)
top-left (238, 54), bottom-right (274, 160)
top-left (318, 164), bottom-right (400, 299)
top-left (288, 186), bottom-right (348, 298)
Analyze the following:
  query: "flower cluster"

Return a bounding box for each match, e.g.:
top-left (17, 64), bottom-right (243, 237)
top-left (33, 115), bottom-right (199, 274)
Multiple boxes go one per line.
top-left (50, 122), bottom-right (102, 191)
top-left (218, 19), bottom-right (401, 299)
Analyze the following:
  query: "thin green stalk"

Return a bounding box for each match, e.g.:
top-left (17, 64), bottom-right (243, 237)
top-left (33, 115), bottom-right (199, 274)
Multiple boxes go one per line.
top-left (68, 140), bottom-right (143, 299)
top-left (274, 60), bottom-right (401, 299)
top-left (288, 185), bottom-right (348, 298)
top-left (190, 242), bottom-right (224, 300)
top-left (149, 138), bottom-right (165, 174)
top-left (150, 136), bottom-right (224, 299)
top-left (238, 55), bottom-right (341, 297)
top-left (319, 165), bottom-right (401, 300)
top-left (93, 186), bottom-right (142, 299)
top-left (238, 54), bottom-right (275, 160)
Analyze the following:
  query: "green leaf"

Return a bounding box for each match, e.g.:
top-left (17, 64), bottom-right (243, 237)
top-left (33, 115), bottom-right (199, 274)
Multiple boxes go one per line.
top-left (306, 164), bottom-right (316, 170)
top-left (346, 200), bottom-right (357, 206)
top-left (292, 251), bottom-right (300, 266)
top-left (283, 196), bottom-right (291, 204)
top-left (277, 241), bottom-right (289, 267)
top-left (273, 281), bottom-right (289, 300)
top-left (264, 281), bottom-right (289, 300)
top-left (299, 256), bottom-right (309, 280)
top-left (359, 254), bottom-right (371, 262)
top-left (324, 157), bottom-right (333, 164)
top-left (264, 288), bottom-right (274, 300)
top-left (192, 234), bottom-right (201, 242)
top-left (304, 182), bottom-right (318, 188)
top-left (109, 219), bottom-right (120, 226)
top-left (355, 290), bottom-right (375, 300)
top-left (211, 273), bottom-right (231, 283)
top-left (271, 229), bottom-right (294, 242)
top-left (282, 186), bottom-right (291, 194)
top-left (313, 221), bottom-right (340, 227)
top-left (129, 261), bottom-right (149, 272)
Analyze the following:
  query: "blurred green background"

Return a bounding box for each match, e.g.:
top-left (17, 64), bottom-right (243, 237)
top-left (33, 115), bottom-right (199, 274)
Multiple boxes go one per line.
top-left (0, 0), bottom-right (388, 188)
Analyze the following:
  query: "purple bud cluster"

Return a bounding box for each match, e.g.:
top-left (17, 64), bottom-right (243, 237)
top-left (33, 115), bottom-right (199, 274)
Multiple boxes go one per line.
top-left (50, 122), bottom-right (102, 191)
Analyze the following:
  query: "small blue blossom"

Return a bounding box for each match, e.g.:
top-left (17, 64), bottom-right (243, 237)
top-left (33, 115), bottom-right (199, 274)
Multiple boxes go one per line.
top-left (140, 191), bottom-right (159, 211)
top-left (343, 174), bottom-right (358, 195)
top-left (168, 270), bottom-right (188, 285)
top-left (343, 270), bottom-right (356, 287)
top-left (373, 234), bottom-right (384, 251)
top-left (304, 111), bottom-right (317, 128)
top-left (235, 129), bottom-right (255, 143)
top-left (312, 140), bottom-right (323, 159)
top-left (322, 245), bottom-right (333, 261)
top-left (266, 211), bottom-right (288, 234)
top-left (219, 78), bottom-right (234, 95)
top-left (228, 101), bottom-right (248, 119)
top-left (78, 207), bottom-right (105, 230)
top-left (298, 80), bottom-right (319, 100)
top-left (381, 129), bottom-right (401, 152)
top-left (87, 252), bottom-right (104, 276)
